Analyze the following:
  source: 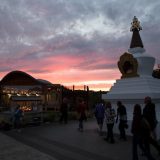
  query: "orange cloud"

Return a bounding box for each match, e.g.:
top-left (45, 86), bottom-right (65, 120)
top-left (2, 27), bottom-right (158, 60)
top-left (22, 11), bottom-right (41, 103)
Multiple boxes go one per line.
top-left (28, 68), bottom-right (121, 91)
top-left (0, 51), bottom-right (121, 91)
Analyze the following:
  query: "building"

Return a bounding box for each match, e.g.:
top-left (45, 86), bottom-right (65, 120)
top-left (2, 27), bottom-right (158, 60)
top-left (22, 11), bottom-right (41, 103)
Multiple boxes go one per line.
top-left (102, 17), bottom-right (160, 121)
top-left (0, 70), bottom-right (62, 112)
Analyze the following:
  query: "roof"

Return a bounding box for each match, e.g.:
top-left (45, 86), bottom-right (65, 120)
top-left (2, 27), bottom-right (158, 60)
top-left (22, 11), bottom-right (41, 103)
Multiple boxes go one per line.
top-left (37, 79), bottom-right (52, 85)
top-left (0, 71), bottom-right (42, 86)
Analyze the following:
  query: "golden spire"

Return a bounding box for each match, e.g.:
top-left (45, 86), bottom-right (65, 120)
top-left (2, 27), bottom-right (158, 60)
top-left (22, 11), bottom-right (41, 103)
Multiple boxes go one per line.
top-left (130, 16), bottom-right (142, 32)
top-left (129, 16), bottom-right (143, 48)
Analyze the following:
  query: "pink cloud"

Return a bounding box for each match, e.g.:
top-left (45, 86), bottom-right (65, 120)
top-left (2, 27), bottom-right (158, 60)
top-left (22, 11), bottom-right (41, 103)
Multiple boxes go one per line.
top-left (0, 50), bottom-right (122, 91)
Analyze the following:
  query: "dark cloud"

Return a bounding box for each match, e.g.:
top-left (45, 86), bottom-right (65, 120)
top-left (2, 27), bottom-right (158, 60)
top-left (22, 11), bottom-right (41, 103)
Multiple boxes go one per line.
top-left (0, 66), bottom-right (12, 72)
top-left (0, 0), bottom-right (159, 75)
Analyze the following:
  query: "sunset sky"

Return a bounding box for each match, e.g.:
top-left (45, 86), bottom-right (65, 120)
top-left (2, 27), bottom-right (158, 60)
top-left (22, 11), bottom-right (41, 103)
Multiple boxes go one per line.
top-left (0, 0), bottom-right (160, 91)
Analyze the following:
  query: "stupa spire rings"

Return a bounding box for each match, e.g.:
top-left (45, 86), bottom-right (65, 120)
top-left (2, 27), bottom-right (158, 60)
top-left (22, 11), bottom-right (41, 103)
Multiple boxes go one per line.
top-left (130, 16), bottom-right (142, 32)
top-left (129, 16), bottom-right (144, 49)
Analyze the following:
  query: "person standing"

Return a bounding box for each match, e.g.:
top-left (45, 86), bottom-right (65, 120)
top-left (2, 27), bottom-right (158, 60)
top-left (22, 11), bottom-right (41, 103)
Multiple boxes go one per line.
top-left (143, 96), bottom-right (157, 139)
top-left (116, 101), bottom-right (127, 140)
top-left (77, 99), bottom-right (87, 132)
top-left (59, 98), bottom-right (68, 124)
top-left (131, 104), bottom-right (155, 160)
top-left (143, 96), bottom-right (160, 155)
top-left (131, 104), bottom-right (142, 160)
top-left (104, 102), bottom-right (116, 143)
top-left (94, 101), bottom-right (105, 135)
top-left (14, 105), bottom-right (23, 132)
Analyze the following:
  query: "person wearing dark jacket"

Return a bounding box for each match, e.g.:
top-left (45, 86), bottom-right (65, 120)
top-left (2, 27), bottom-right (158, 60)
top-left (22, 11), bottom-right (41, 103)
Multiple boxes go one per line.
top-left (59, 98), bottom-right (68, 124)
top-left (94, 101), bottom-right (105, 134)
top-left (143, 97), bottom-right (157, 132)
top-left (131, 104), bottom-right (155, 160)
top-left (77, 100), bottom-right (87, 132)
top-left (14, 105), bottom-right (23, 132)
top-left (116, 101), bottom-right (127, 140)
top-left (143, 96), bottom-right (160, 155)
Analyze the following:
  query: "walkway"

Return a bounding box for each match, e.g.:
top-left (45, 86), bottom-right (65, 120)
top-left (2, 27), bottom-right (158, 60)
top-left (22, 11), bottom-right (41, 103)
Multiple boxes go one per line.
top-left (1, 119), bottom-right (160, 160)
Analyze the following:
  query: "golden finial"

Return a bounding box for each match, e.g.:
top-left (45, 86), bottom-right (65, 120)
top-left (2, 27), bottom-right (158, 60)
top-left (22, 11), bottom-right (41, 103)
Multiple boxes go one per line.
top-left (130, 16), bottom-right (142, 32)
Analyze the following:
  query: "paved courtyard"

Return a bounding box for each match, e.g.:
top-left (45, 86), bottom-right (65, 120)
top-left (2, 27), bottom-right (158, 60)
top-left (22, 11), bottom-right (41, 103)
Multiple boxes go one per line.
top-left (1, 118), bottom-right (160, 160)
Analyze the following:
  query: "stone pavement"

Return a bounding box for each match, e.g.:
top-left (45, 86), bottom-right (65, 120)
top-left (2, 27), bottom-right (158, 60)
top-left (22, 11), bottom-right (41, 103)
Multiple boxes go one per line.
top-left (0, 119), bottom-right (160, 160)
top-left (0, 131), bottom-right (57, 160)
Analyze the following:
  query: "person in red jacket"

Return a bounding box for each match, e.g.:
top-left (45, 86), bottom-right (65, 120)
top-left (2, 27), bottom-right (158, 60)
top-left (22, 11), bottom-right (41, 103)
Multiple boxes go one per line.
top-left (77, 99), bottom-right (87, 132)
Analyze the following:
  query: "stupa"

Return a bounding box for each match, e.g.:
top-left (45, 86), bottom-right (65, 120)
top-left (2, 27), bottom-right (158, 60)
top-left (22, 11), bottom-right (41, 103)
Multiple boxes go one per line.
top-left (102, 16), bottom-right (160, 120)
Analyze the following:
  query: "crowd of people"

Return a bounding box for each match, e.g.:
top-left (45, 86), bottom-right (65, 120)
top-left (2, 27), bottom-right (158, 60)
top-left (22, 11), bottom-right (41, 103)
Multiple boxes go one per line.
top-left (53, 96), bottom-right (160, 160)
top-left (94, 97), bottom-right (160, 160)
top-left (94, 100), bottom-right (128, 143)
